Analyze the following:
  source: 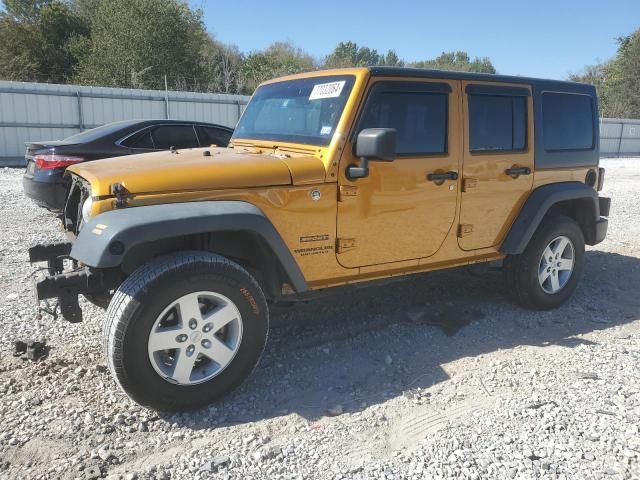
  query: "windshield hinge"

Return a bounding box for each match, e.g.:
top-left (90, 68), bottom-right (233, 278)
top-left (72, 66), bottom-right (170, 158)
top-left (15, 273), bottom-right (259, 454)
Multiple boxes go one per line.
top-left (462, 178), bottom-right (478, 192)
top-left (457, 224), bottom-right (474, 237)
top-left (336, 238), bottom-right (356, 253)
top-left (338, 185), bottom-right (358, 201)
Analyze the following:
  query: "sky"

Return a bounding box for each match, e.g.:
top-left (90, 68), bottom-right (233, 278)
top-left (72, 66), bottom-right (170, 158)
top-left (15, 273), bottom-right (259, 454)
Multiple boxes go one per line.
top-left (193, 0), bottom-right (640, 80)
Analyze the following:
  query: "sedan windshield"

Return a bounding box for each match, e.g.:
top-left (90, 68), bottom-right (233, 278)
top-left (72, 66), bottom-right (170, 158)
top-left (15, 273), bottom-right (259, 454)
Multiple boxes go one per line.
top-left (232, 75), bottom-right (356, 146)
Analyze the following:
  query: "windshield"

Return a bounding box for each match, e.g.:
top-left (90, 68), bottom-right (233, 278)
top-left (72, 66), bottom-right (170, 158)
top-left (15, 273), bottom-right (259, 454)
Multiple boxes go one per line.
top-left (232, 75), bottom-right (356, 146)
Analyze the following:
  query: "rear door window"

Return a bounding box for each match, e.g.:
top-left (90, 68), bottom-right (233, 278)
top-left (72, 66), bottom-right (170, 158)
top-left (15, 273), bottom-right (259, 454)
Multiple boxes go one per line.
top-left (196, 126), bottom-right (232, 147)
top-left (151, 125), bottom-right (199, 149)
top-left (468, 95), bottom-right (527, 152)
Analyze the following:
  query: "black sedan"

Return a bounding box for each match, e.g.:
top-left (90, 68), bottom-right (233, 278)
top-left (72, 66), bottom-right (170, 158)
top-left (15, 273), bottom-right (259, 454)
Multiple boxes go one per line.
top-left (23, 119), bottom-right (234, 212)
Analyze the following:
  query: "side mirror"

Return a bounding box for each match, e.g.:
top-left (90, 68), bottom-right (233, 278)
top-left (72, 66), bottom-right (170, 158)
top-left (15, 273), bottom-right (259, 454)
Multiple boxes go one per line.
top-left (347, 128), bottom-right (396, 180)
top-left (355, 128), bottom-right (396, 161)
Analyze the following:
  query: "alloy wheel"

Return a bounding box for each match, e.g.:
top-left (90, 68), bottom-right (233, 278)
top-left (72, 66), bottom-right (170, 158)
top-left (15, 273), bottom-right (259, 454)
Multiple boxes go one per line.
top-left (538, 235), bottom-right (575, 294)
top-left (147, 291), bottom-right (243, 385)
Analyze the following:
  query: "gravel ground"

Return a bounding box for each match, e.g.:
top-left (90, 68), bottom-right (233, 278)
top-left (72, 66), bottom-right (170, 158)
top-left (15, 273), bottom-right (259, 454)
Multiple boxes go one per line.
top-left (1, 159), bottom-right (639, 480)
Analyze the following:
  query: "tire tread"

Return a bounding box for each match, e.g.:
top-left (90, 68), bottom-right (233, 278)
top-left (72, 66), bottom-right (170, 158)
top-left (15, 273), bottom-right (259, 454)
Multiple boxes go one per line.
top-left (503, 215), bottom-right (585, 310)
top-left (103, 251), bottom-right (267, 410)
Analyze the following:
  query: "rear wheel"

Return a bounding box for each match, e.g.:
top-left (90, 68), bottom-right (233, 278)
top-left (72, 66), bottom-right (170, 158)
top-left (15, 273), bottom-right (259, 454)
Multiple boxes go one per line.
top-left (103, 251), bottom-right (268, 411)
top-left (504, 216), bottom-right (585, 310)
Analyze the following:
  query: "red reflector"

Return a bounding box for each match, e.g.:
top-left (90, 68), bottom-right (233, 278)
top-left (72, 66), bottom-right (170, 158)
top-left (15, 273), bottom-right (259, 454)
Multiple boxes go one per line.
top-left (34, 154), bottom-right (84, 170)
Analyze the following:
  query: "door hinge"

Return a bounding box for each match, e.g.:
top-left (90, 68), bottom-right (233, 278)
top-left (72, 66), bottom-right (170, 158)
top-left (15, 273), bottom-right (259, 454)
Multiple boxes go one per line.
top-left (338, 185), bottom-right (358, 201)
top-left (462, 178), bottom-right (477, 192)
top-left (457, 224), bottom-right (474, 237)
top-left (336, 237), bottom-right (356, 253)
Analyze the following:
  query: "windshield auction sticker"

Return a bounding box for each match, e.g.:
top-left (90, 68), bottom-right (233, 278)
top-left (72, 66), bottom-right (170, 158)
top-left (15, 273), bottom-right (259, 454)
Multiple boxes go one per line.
top-left (309, 81), bottom-right (346, 100)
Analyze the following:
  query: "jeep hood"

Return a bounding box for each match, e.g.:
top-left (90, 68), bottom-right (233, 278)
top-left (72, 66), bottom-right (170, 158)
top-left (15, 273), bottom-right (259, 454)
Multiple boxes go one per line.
top-left (67, 146), bottom-right (327, 197)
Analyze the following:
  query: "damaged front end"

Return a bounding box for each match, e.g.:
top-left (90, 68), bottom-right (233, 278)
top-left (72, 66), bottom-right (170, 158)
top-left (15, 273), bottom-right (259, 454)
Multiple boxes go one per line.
top-left (29, 242), bottom-right (121, 323)
top-left (64, 174), bottom-right (91, 237)
top-left (30, 175), bottom-right (121, 323)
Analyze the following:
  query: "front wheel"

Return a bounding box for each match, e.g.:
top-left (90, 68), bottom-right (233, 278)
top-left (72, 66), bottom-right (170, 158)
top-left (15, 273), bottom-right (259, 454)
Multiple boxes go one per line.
top-left (103, 252), bottom-right (268, 411)
top-left (504, 216), bottom-right (585, 310)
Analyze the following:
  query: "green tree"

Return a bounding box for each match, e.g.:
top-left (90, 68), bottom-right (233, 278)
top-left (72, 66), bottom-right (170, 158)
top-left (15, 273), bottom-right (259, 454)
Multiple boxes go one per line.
top-left (354, 45), bottom-right (380, 66)
top-left (324, 41), bottom-right (402, 68)
top-left (602, 29), bottom-right (640, 118)
top-left (1, 1), bottom-right (502, 94)
top-left (0, 0), bottom-right (87, 82)
top-left (68, 0), bottom-right (102, 25)
top-left (381, 50), bottom-right (403, 66)
top-left (324, 41), bottom-right (358, 67)
top-left (3, 0), bottom-right (50, 20)
top-left (569, 63), bottom-right (606, 87)
top-left (409, 51), bottom-right (496, 73)
top-left (72, 0), bottom-right (206, 90)
top-left (569, 62), bottom-right (608, 112)
top-left (240, 42), bottom-right (315, 93)
top-left (571, 28), bottom-right (640, 118)
top-left (199, 35), bottom-right (244, 94)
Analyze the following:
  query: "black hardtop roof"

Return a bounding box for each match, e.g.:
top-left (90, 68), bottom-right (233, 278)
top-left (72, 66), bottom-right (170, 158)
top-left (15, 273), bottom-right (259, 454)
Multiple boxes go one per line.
top-left (368, 66), bottom-right (595, 93)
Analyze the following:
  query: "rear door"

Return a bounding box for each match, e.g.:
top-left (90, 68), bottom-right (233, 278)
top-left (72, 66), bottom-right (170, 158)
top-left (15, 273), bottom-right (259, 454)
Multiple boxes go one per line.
top-left (458, 82), bottom-right (534, 250)
top-left (120, 125), bottom-right (201, 153)
top-left (151, 125), bottom-right (200, 149)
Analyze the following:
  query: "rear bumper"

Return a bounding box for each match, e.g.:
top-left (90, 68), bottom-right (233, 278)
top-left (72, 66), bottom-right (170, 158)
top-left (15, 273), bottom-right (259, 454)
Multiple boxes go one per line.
top-left (22, 174), bottom-right (68, 212)
top-left (599, 196), bottom-right (611, 217)
top-left (29, 242), bottom-right (120, 322)
top-left (594, 218), bottom-right (608, 245)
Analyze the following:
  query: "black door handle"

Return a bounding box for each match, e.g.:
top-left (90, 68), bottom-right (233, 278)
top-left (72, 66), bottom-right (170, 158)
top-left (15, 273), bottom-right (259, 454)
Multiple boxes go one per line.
top-left (505, 166), bottom-right (531, 177)
top-left (427, 171), bottom-right (458, 182)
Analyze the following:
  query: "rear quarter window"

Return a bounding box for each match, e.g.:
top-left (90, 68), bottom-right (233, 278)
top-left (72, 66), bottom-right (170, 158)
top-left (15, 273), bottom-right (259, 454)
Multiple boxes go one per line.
top-left (121, 130), bottom-right (155, 149)
top-left (197, 126), bottom-right (232, 147)
top-left (542, 93), bottom-right (594, 151)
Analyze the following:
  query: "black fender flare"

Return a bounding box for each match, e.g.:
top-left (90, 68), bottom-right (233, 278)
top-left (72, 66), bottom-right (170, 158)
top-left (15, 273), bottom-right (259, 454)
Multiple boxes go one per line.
top-left (70, 201), bottom-right (308, 293)
top-left (500, 182), bottom-right (602, 255)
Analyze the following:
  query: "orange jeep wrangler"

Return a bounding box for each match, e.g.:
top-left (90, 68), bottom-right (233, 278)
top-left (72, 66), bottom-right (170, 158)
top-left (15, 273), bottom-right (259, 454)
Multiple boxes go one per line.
top-left (29, 67), bottom-right (610, 410)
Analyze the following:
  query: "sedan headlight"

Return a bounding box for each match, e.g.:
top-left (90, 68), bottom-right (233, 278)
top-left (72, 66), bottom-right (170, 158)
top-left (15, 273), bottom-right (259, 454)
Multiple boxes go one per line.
top-left (81, 196), bottom-right (94, 223)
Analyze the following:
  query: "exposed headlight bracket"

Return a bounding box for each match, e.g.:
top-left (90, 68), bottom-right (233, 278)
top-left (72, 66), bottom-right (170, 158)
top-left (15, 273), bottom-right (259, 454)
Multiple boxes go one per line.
top-left (110, 183), bottom-right (128, 208)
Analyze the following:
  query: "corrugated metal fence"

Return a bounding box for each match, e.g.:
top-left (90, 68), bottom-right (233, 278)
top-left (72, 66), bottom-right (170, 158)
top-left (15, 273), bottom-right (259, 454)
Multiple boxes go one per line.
top-left (0, 80), bottom-right (250, 166)
top-left (600, 118), bottom-right (640, 157)
top-left (1, 80), bottom-right (639, 166)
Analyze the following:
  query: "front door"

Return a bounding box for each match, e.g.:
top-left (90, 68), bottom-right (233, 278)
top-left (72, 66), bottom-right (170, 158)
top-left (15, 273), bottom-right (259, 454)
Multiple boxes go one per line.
top-left (458, 82), bottom-right (535, 250)
top-left (336, 78), bottom-right (461, 268)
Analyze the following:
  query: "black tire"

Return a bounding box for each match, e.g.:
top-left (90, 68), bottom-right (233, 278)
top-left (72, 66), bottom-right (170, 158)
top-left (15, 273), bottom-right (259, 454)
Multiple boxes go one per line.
top-left (504, 215), bottom-right (585, 310)
top-left (103, 251), bottom-right (268, 411)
